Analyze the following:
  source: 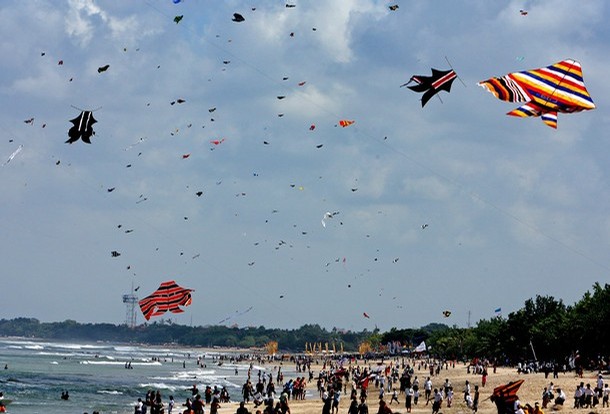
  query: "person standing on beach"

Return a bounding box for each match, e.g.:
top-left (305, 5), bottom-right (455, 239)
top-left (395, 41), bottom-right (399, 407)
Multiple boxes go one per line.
top-left (192, 394), bottom-right (204, 414)
top-left (404, 386), bottom-right (412, 412)
top-left (210, 397), bottom-right (221, 414)
top-left (168, 396), bottom-right (175, 414)
top-left (135, 398), bottom-right (144, 414)
top-left (472, 385), bottom-right (479, 413)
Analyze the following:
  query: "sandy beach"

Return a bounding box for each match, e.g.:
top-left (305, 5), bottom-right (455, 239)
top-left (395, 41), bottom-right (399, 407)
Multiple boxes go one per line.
top-left (212, 359), bottom-right (606, 414)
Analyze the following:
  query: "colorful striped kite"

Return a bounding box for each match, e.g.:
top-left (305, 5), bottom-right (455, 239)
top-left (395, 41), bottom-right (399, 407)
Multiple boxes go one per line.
top-left (339, 119), bottom-right (355, 127)
top-left (139, 280), bottom-right (193, 320)
top-left (478, 59), bottom-right (595, 128)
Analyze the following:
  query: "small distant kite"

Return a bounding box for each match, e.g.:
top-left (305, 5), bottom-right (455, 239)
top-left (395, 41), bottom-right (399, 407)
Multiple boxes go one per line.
top-left (402, 68), bottom-right (457, 107)
top-left (363, 312), bottom-right (370, 319)
top-left (339, 119), bottom-right (355, 127)
top-left (210, 138), bottom-right (225, 145)
top-left (232, 13), bottom-right (245, 22)
top-left (97, 64), bottom-right (110, 73)
top-left (174, 15), bottom-right (183, 23)
top-left (66, 110), bottom-right (97, 144)
top-left (321, 212), bottom-right (334, 228)
top-left (3, 145), bottom-right (23, 166)
top-left (389, 4), bottom-right (399, 11)
top-left (139, 280), bottom-right (193, 321)
top-left (478, 59), bottom-right (596, 128)
top-left (519, 9), bottom-right (528, 15)
top-left (442, 310), bottom-right (451, 318)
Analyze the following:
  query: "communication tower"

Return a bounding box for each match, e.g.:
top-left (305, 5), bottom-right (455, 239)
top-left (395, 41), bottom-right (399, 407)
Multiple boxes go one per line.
top-left (122, 283), bottom-right (138, 328)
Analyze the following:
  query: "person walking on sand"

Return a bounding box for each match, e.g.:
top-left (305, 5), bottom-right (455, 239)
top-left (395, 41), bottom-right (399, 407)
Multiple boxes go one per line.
top-left (358, 396), bottom-right (369, 414)
top-left (377, 399), bottom-right (392, 414)
top-left (424, 377), bottom-right (432, 405)
top-left (390, 389), bottom-right (399, 405)
top-left (431, 389), bottom-right (443, 414)
top-left (349, 393), bottom-right (359, 414)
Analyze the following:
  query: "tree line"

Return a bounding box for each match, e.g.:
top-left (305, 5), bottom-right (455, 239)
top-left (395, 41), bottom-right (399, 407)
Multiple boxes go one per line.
top-left (1, 283), bottom-right (607, 365)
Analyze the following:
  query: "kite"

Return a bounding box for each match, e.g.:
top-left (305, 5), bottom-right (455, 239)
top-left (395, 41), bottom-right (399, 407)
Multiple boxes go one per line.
top-left (321, 212), bottom-right (333, 228)
top-left (363, 312), bottom-right (370, 318)
top-left (389, 5), bottom-right (399, 11)
top-left (402, 68), bottom-right (457, 107)
top-left (478, 59), bottom-right (595, 128)
top-left (174, 15), bottom-right (183, 23)
top-left (139, 280), bottom-right (193, 321)
top-left (490, 380), bottom-right (524, 414)
top-left (97, 64), bottom-right (110, 73)
top-left (442, 310), bottom-right (451, 317)
top-left (3, 145), bottom-right (23, 166)
top-left (66, 111), bottom-right (97, 144)
top-left (232, 13), bottom-right (245, 22)
top-left (339, 119), bottom-right (355, 127)
top-left (210, 138), bottom-right (225, 145)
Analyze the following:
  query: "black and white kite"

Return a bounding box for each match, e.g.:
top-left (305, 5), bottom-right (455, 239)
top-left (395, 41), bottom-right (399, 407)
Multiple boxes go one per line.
top-left (66, 111), bottom-right (97, 144)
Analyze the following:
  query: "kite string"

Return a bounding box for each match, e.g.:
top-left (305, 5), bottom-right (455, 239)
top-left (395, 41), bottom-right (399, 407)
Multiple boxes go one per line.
top-left (445, 56), bottom-right (467, 88)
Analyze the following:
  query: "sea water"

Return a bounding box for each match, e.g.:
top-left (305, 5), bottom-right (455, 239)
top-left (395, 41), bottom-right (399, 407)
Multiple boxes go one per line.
top-left (0, 338), bottom-right (298, 414)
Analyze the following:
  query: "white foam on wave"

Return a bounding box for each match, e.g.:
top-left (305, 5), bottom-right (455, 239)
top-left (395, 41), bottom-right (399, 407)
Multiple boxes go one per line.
top-left (98, 390), bottom-right (124, 395)
top-left (6, 345), bottom-right (23, 350)
top-left (37, 351), bottom-right (77, 357)
top-left (80, 360), bottom-right (162, 366)
top-left (50, 361), bottom-right (59, 365)
top-left (139, 382), bottom-right (178, 391)
top-left (24, 345), bottom-right (44, 350)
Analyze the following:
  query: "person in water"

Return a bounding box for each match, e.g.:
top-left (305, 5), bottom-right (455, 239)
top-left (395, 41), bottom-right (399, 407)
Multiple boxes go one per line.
top-left (61, 390), bottom-right (70, 400)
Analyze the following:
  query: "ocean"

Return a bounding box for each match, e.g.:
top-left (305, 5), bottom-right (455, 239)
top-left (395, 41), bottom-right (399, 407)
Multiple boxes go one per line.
top-left (0, 338), bottom-right (298, 414)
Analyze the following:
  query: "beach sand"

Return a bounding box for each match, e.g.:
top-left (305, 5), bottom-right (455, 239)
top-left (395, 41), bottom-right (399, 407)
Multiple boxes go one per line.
top-left (213, 359), bottom-right (604, 414)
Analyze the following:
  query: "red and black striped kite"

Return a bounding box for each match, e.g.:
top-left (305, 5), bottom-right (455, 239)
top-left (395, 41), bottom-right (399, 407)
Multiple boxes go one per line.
top-left (490, 379), bottom-right (524, 414)
top-left (402, 68), bottom-right (457, 107)
top-left (139, 280), bottom-right (193, 321)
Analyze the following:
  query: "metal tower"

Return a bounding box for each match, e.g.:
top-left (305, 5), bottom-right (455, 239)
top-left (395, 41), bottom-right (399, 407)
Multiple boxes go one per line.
top-left (122, 283), bottom-right (138, 328)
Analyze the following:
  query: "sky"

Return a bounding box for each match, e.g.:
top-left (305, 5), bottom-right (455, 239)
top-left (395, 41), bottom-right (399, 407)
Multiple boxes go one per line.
top-left (1, 0), bottom-right (609, 332)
